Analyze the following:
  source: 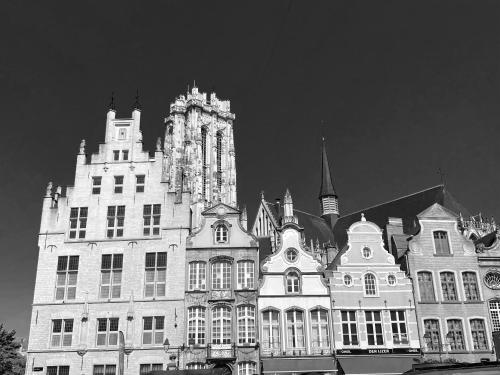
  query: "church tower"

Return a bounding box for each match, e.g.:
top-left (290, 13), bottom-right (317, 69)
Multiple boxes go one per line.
top-left (319, 138), bottom-right (339, 228)
top-left (163, 86), bottom-right (237, 228)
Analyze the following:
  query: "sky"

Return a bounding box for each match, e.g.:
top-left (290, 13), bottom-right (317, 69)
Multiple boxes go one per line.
top-left (2, 0), bottom-right (500, 340)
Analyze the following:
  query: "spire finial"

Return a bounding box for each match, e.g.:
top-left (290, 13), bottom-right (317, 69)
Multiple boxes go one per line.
top-left (109, 91), bottom-right (116, 111)
top-left (361, 213), bottom-right (366, 221)
top-left (133, 89), bottom-right (141, 111)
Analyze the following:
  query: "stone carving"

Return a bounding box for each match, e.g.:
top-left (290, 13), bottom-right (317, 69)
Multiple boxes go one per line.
top-left (46, 181), bottom-right (53, 197)
top-left (79, 139), bottom-right (86, 154)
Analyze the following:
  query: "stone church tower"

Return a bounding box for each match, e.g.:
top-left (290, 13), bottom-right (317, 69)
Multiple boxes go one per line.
top-left (163, 86), bottom-right (237, 229)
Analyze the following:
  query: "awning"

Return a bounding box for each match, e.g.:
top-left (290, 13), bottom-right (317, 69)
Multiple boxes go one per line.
top-left (262, 357), bottom-right (337, 373)
top-left (148, 370), bottom-right (227, 375)
top-left (337, 356), bottom-right (419, 375)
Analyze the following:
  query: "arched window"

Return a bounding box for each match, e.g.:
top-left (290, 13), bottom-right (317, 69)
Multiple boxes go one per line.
top-left (187, 307), bottom-right (205, 345)
top-left (286, 309), bottom-right (305, 350)
top-left (238, 362), bottom-right (256, 375)
top-left (286, 271), bottom-right (300, 294)
top-left (310, 309), bottom-right (329, 350)
top-left (216, 131), bottom-right (223, 193)
top-left (212, 261), bottom-right (231, 290)
top-left (262, 310), bottom-right (280, 353)
top-left (237, 305), bottom-right (256, 344)
top-left (212, 306), bottom-right (231, 344)
top-left (364, 273), bottom-right (377, 296)
top-left (215, 224), bottom-right (228, 243)
top-left (362, 246), bottom-right (372, 259)
top-left (201, 127), bottom-right (207, 201)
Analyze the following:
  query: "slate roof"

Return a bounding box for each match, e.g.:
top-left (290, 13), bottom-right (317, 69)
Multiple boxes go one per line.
top-left (391, 234), bottom-right (411, 260)
top-left (294, 208), bottom-right (336, 246)
top-left (319, 140), bottom-right (336, 197)
top-left (475, 230), bottom-right (498, 248)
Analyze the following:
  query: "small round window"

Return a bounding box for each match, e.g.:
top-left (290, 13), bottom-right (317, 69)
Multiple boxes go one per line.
top-left (387, 274), bottom-right (397, 286)
top-left (362, 246), bottom-right (372, 259)
top-left (344, 274), bottom-right (353, 286)
top-left (286, 248), bottom-right (298, 262)
top-left (485, 271), bottom-right (500, 289)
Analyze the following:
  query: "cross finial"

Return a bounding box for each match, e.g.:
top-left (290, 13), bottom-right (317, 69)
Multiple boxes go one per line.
top-left (109, 91), bottom-right (116, 111)
top-left (133, 89), bottom-right (141, 110)
top-left (437, 167), bottom-right (445, 185)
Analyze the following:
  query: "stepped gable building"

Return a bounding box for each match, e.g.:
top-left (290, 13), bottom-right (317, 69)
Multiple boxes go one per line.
top-left (328, 214), bottom-right (421, 375)
top-left (397, 203), bottom-right (495, 363)
top-left (27, 87), bottom-right (239, 375)
top-left (183, 203), bottom-right (259, 375)
top-left (258, 190), bottom-right (336, 375)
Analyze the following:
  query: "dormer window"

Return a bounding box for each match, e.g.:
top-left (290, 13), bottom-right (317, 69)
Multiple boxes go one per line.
top-left (215, 224), bottom-right (228, 243)
top-left (286, 271), bottom-right (300, 294)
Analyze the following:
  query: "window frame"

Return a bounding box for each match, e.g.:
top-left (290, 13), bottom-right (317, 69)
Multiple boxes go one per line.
top-left (363, 272), bottom-right (378, 297)
top-left (285, 269), bottom-right (301, 294)
top-left (432, 230), bottom-right (452, 255)
top-left (122, 150), bottom-right (129, 161)
top-left (365, 310), bottom-right (384, 346)
top-left (188, 261), bottom-right (207, 291)
top-left (47, 366), bottom-right (70, 375)
top-left (390, 310), bottom-right (408, 345)
top-left (212, 261), bottom-right (232, 290)
top-left (212, 305), bottom-right (232, 344)
top-left (215, 224), bottom-right (229, 244)
top-left (99, 254), bottom-right (123, 299)
top-left (55, 255), bottom-right (79, 301)
top-left (417, 270), bottom-right (437, 302)
top-left (422, 317), bottom-right (442, 352)
top-left (92, 176), bottom-right (102, 195)
top-left (446, 318), bottom-right (467, 352)
top-left (439, 270), bottom-right (459, 302)
top-left (142, 316), bottom-right (165, 345)
top-left (96, 317), bottom-right (119, 347)
top-left (285, 308), bottom-right (305, 350)
top-left (136, 174), bottom-right (145, 193)
top-left (310, 308), bottom-right (329, 350)
top-left (341, 310), bottom-right (358, 346)
top-left (461, 271), bottom-right (481, 302)
top-left (489, 299), bottom-right (500, 332)
top-left (187, 306), bottom-right (206, 346)
top-left (237, 361), bottom-right (256, 375)
top-left (144, 252), bottom-right (167, 298)
top-left (113, 175), bottom-right (124, 194)
top-left (261, 309), bottom-right (281, 353)
top-left (140, 364), bottom-right (163, 374)
top-left (69, 207), bottom-right (88, 239)
top-left (50, 318), bottom-right (73, 348)
top-left (237, 260), bottom-right (255, 289)
top-left (468, 317), bottom-right (489, 351)
top-left (93, 364), bottom-right (117, 375)
top-left (237, 305), bottom-right (256, 345)
top-left (143, 204), bottom-right (161, 236)
top-left (106, 205), bottom-right (125, 238)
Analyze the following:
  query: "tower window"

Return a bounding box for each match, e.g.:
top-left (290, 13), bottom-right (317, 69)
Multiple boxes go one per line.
top-left (215, 224), bottom-right (228, 243)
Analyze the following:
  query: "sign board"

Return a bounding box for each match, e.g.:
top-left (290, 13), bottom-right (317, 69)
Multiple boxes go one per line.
top-left (33, 367), bottom-right (43, 372)
top-left (336, 348), bottom-right (421, 355)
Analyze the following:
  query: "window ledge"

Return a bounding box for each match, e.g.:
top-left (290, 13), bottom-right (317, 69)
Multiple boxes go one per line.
top-left (419, 301), bottom-right (439, 304)
top-left (433, 254), bottom-right (453, 257)
top-left (464, 300), bottom-right (484, 304)
top-left (186, 290), bottom-right (207, 294)
top-left (441, 301), bottom-right (462, 304)
top-left (448, 350), bottom-right (470, 354)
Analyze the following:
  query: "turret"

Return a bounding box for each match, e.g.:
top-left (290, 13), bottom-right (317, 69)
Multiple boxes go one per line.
top-left (319, 138), bottom-right (339, 228)
top-left (283, 189), bottom-right (298, 224)
top-left (240, 205), bottom-right (248, 230)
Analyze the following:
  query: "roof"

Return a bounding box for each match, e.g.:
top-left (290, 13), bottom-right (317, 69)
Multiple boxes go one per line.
top-left (294, 209), bottom-right (336, 247)
top-left (475, 230), bottom-right (498, 248)
top-left (319, 139), bottom-right (336, 197)
top-left (392, 234), bottom-right (410, 259)
top-left (332, 185), bottom-right (470, 249)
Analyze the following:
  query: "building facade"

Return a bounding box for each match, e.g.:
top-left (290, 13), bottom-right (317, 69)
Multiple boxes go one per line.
top-left (406, 203), bottom-right (495, 363)
top-left (184, 203), bottom-right (259, 375)
top-left (258, 191), bottom-right (336, 375)
top-left (26, 87), bottom-right (239, 375)
top-left (328, 215), bottom-right (421, 375)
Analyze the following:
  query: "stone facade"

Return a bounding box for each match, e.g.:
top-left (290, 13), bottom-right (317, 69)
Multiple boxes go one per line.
top-left (407, 203), bottom-right (495, 363)
top-left (328, 215), bottom-right (420, 370)
top-left (184, 203), bottom-right (259, 375)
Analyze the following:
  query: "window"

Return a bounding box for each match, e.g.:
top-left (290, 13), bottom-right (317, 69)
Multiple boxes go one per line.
top-left (311, 309), bottom-right (329, 349)
top-left (69, 207), bottom-right (87, 239)
top-left (118, 127), bottom-right (127, 140)
top-left (417, 271), bottom-right (436, 302)
top-left (390, 310), bottom-right (408, 345)
top-left (286, 248), bottom-right (298, 262)
top-left (145, 252), bottom-right (167, 297)
top-left (212, 306), bottom-right (231, 344)
top-left (362, 246), bottom-right (372, 259)
top-left (55, 255), bottom-right (79, 300)
top-left (344, 274), bottom-right (353, 286)
top-left (188, 307), bottom-right (205, 345)
top-left (93, 365), bottom-right (116, 375)
top-left (215, 224), bottom-right (228, 243)
top-left (365, 311), bottom-right (383, 345)
top-left (470, 319), bottom-right (488, 350)
top-left (142, 316), bottom-right (165, 345)
top-left (114, 176), bottom-right (123, 194)
top-left (447, 319), bottom-right (465, 351)
top-left (140, 364), bottom-right (163, 374)
top-left (136, 175), bottom-right (145, 193)
top-left (440, 272), bottom-right (458, 301)
top-left (51, 319), bottom-right (73, 347)
top-left (143, 204), bottom-right (161, 236)
top-left (262, 310), bottom-right (280, 351)
top-left (201, 127), bottom-right (207, 200)
top-left (286, 271), bottom-right (300, 294)
top-left (237, 305), bottom-right (256, 344)
top-left (489, 300), bottom-right (500, 332)
top-left (186, 363), bottom-right (205, 370)
top-left (387, 274), bottom-right (397, 286)
top-left (106, 205), bottom-right (125, 238)
top-left (47, 366), bottom-right (70, 375)
top-left (113, 150), bottom-right (120, 161)
top-left (122, 150), bottom-right (129, 161)
top-left (238, 362), bottom-right (256, 375)
top-left (485, 271), bottom-right (500, 289)
top-left (96, 318), bottom-right (119, 346)
top-left (423, 319), bottom-right (441, 351)
top-left (92, 176), bottom-right (102, 194)
top-left (189, 262), bottom-right (206, 290)
top-left (462, 272), bottom-right (480, 301)
top-left (100, 254), bottom-right (123, 299)
top-left (216, 131), bottom-right (222, 192)
top-left (341, 311), bottom-right (358, 346)
top-left (212, 261), bottom-right (231, 290)
top-left (286, 309), bottom-right (305, 350)
top-left (434, 231), bottom-right (451, 255)
top-left (237, 261), bottom-right (254, 289)
top-left (364, 273), bottom-right (377, 296)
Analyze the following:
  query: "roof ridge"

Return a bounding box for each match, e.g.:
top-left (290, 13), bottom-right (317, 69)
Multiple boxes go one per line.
top-left (293, 208), bottom-right (322, 218)
top-left (339, 184), bottom-right (444, 218)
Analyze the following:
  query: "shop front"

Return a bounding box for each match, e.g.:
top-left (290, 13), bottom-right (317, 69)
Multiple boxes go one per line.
top-left (262, 357), bottom-right (337, 375)
top-left (336, 348), bottom-right (421, 375)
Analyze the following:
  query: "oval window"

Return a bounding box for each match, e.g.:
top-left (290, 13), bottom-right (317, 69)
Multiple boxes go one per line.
top-left (388, 274), bottom-right (397, 286)
top-left (362, 246), bottom-right (372, 259)
top-left (344, 274), bottom-right (353, 286)
top-left (485, 271), bottom-right (500, 289)
top-left (286, 248), bottom-right (298, 262)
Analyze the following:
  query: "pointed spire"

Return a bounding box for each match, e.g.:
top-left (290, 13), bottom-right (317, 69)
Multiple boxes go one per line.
top-left (133, 89), bottom-right (141, 111)
top-left (109, 91), bottom-right (116, 112)
top-left (283, 189), bottom-right (297, 224)
top-left (319, 137), bottom-right (336, 198)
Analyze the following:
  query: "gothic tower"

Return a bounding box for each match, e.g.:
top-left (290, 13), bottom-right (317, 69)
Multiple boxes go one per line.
top-left (163, 86), bottom-right (237, 228)
top-left (319, 138), bottom-right (339, 228)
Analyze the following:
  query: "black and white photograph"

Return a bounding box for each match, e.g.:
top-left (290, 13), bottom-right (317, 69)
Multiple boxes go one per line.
top-left (1, 1), bottom-right (500, 375)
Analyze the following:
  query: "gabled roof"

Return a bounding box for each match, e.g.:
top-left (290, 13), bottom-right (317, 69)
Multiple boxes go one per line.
top-left (202, 202), bottom-right (240, 216)
top-left (417, 202), bottom-right (458, 220)
top-left (332, 185), bottom-right (469, 249)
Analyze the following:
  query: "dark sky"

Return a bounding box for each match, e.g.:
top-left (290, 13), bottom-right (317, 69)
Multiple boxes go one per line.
top-left (2, 0), bottom-right (500, 340)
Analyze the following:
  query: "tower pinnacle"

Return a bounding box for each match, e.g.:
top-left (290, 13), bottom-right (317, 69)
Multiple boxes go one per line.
top-left (319, 138), bottom-right (339, 226)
